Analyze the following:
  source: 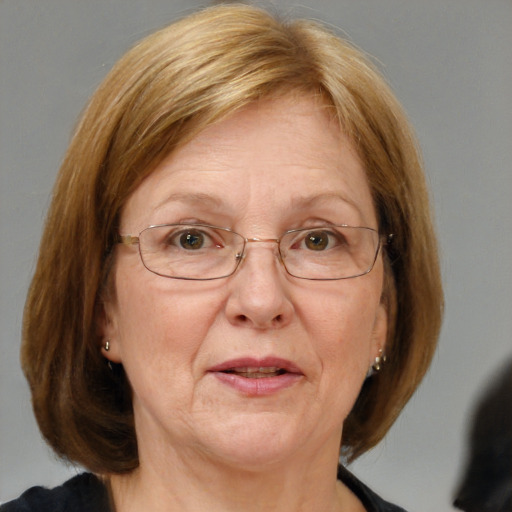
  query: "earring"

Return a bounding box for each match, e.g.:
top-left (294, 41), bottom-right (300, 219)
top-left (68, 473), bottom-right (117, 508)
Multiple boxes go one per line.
top-left (372, 348), bottom-right (387, 372)
top-left (104, 339), bottom-right (110, 352)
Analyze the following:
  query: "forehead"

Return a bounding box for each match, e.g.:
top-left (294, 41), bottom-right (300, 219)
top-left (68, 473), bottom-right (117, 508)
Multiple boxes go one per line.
top-left (121, 95), bottom-right (377, 232)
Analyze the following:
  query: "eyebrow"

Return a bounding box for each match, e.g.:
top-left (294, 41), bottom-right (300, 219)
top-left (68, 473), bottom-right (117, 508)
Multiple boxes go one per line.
top-left (289, 192), bottom-right (363, 215)
top-left (153, 192), bottom-right (224, 212)
top-left (153, 191), bottom-right (364, 218)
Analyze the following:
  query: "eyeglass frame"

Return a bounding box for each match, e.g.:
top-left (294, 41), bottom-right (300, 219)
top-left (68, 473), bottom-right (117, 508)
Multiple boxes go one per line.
top-left (116, 223), bottom-right (394, 281)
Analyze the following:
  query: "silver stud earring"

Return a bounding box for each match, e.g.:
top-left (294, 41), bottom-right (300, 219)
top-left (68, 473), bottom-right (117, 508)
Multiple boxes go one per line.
top-left (104, 339), bottom-right (110, 352)
top-left (372, 348), bottom-right (387, 372)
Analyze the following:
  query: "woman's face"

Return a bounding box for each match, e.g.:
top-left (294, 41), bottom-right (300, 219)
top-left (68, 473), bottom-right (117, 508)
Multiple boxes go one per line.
top-left (102, 95), bottom-right (387, 470)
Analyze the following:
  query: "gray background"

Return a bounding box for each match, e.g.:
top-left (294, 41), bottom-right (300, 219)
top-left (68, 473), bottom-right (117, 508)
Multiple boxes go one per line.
top-left (1, 1), bottom-right (511, 510)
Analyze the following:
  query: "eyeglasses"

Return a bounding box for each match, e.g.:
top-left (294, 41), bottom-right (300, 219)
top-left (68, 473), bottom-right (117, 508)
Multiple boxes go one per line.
top-left (117, 223), bottom-right (393, 281)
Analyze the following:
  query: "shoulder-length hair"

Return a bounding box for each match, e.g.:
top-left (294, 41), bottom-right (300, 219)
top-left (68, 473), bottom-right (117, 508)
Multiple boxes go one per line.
top-left (22, 3), bottom-right (443, 474)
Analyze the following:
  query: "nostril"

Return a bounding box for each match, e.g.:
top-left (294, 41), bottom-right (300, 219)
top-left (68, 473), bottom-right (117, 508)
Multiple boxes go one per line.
top-left (236, 314), bottom-right (248, 324)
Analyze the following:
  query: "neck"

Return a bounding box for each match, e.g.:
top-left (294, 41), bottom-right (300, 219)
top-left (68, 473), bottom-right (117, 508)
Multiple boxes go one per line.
top-left (108, 439), bottom-right (361, 512)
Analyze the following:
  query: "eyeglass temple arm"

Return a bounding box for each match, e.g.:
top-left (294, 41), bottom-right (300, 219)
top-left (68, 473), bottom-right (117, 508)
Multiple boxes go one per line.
top-left (117, 234), bottom-right (140, 246)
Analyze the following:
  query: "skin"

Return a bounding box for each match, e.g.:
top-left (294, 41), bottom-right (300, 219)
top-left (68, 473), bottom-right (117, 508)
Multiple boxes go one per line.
top-left (100, 94), bottom-right (387, 512)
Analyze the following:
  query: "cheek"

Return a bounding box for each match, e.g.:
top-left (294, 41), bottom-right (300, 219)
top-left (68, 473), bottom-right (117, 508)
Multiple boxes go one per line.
top-left (299, 277), bottom-right (383, 375)
top-left (111, 271), bottom-right (222, 393)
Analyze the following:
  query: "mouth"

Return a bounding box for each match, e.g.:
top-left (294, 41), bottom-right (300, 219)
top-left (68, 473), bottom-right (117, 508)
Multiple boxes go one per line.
top-left (209, 357), bottom-right (302, 377)
top-left (208, 357), bottom-right (303, 395)
top-left (221, 367), bottom-right (288, 379)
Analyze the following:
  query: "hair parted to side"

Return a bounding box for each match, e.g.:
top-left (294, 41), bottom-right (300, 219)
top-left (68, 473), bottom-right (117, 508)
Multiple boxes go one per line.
top-left (22, 3), bottom-right (443, 474)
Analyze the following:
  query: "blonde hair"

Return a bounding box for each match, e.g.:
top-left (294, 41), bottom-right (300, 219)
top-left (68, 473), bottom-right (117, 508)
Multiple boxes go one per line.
top-left (22, 3), bottom-right (443, 473)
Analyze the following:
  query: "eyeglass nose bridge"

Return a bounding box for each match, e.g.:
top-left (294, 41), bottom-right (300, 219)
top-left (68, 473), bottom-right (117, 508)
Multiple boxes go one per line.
top-left (246, 237), bottom-right (280, 244)
top-left (234, 236), bottom-right (286, 269)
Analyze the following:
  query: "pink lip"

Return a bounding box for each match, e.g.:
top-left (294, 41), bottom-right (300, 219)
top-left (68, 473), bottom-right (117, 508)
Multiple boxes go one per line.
top-left (208, 357), bottom-right (304, 396)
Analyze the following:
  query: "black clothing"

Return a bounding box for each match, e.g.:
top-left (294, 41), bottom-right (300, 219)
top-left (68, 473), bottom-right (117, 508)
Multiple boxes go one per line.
top-left (0, 474), bottom-right (110, 512)
top-left (1, 468), bottom-right (408, 511)
top-left (338, 466), bottom-right (408, 512)
top-left (453, 358), bottom-right (512, 511)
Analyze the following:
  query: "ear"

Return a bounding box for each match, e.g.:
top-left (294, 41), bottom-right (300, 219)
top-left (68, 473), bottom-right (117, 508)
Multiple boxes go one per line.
top-left (370, 302), bottom-right (388, 365)
top-left (96, 299), bottom-right (123, 364)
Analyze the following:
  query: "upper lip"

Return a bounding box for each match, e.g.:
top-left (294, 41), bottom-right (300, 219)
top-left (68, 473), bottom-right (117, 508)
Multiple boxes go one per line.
top-left (208, 357), bottom-right (303, 375)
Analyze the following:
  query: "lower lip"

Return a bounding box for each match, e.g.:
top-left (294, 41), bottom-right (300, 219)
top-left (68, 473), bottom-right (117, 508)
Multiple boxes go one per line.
top-left (211, 372), bottom-right (302, 396)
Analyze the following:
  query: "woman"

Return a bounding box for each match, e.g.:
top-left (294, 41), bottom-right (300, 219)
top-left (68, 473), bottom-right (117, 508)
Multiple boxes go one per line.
top-left (2, 4), bottom-right (443, 511)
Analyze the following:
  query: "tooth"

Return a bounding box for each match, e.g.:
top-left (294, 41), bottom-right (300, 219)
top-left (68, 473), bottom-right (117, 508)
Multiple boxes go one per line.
top-left (235, 367), bottom-right (258, 373)
top-left (241, 372), bottom-right (279, 379)
top-left (229, 367), bottom-right (281, 373)
top-left (222, 366), bottom-right (285, 378)
top-left (259, 367), bottom-right (279, 373)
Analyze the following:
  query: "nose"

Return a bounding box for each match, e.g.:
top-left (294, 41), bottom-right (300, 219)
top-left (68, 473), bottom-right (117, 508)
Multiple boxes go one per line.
top-left (225, 240), bottom-right (294, 330)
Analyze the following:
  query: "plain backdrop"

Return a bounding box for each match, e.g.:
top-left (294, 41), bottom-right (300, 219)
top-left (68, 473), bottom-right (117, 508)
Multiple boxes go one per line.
top-left (1, 1), bottom-right (511, 511)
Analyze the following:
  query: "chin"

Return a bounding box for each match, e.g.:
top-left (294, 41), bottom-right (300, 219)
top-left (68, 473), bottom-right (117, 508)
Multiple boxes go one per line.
top-left (197, 412), bottom-right (324, 470)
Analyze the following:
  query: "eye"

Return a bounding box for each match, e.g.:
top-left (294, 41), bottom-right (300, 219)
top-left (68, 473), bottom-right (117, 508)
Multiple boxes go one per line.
top-left (162, 227), bottom-right (221, 251)
top-left (304, 230), bottom-right (331, 251)
top-left (179, 230), bottom-right (206, 250)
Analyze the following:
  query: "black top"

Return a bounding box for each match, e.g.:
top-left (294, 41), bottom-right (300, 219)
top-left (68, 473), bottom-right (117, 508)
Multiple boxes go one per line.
top-left (0, 473), bottom-right (110, 512)
top-left (337, 466), bottom-right (408, 512)
top-left (1, 468), bottom-right (408, 512)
